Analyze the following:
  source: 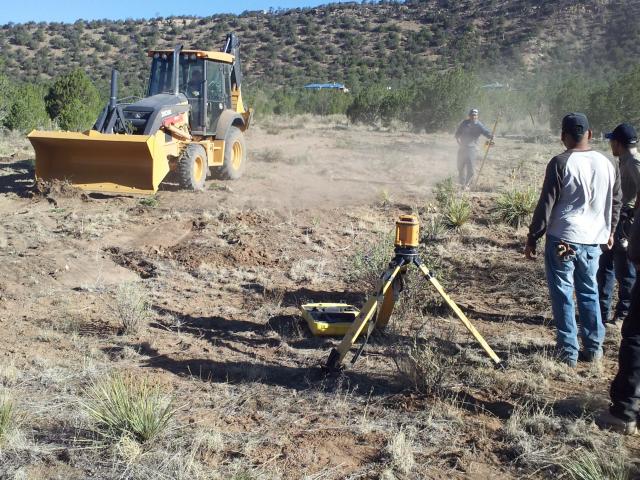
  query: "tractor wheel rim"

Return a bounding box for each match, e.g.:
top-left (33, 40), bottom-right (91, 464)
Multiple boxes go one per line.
top-left (231, 141), bottom-right (242, 170)
top-left (194, 155), bottom-right (204, 182)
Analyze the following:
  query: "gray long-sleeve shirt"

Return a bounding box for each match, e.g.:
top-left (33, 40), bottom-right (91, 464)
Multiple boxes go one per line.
top-left (455, 119), bottom-right (492, 148)
top-left (527, 149), bottom-right (622, 247)
top-left (619, 149), bottom-right (640, 209)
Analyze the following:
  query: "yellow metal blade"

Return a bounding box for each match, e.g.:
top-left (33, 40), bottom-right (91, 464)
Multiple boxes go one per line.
top-left (28, 130), bottom-right (173, 194)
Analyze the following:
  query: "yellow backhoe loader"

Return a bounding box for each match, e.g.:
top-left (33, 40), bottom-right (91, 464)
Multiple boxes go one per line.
top-left (28, 33), bottom-right (251, 194)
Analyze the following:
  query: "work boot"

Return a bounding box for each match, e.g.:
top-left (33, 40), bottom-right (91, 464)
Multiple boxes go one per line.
top-left (556, 355), bottom-right (577, 368)
top-left (579, 350), bottom-right (603, 363)
top-left (595, 409), bottom-right (638, 435)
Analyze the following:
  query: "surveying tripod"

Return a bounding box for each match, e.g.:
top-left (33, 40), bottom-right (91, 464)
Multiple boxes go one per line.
top-left (325, 215), bottom-right (503, 372)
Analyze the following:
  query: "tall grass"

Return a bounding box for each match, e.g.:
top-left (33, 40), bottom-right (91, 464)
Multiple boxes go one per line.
top-left (82, 373), bottom-right (179, 445)
top-left (112, 283), bottom-right (151, 334)
top-left (0, 396), bottom-right (15, 444)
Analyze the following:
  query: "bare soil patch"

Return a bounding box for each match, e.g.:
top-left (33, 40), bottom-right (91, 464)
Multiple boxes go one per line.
top-left (0, 118), bottom-right (637, 479)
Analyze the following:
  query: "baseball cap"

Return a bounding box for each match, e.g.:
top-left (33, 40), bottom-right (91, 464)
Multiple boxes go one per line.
top-left (469, 108), bottom-right (479, 115)
top-left (605, 123), bottom-right (638, 145)
top-left (562, 112), bottom-right (589, 139)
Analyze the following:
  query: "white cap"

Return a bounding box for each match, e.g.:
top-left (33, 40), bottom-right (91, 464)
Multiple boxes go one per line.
top-left (469, 108), bottom-right (479, 115)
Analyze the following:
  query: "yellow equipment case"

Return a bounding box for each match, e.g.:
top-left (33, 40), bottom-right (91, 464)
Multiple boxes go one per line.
top-left (300, 303), bottom-right (360, 337)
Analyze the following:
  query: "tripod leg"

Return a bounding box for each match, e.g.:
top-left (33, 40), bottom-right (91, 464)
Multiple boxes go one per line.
top-left (325, 265), bottom-right (402, 371)
top-left (375, 265), bottom-right (405, 329)
top-left (416, 262), bottom-right (502, 365)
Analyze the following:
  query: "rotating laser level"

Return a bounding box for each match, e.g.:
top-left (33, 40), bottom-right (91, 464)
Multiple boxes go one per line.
top-left (325, 214), bottom-right (502, 372)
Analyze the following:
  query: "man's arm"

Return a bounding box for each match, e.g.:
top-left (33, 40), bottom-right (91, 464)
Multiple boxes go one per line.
top-left (628, 208), bottom-right (640, 265)
top-left (527, 157), bottom-right (563, 251)
top-left (455, 121), bottom-right (464, 144)
top-left (478, 121), bottom-right (492, 139)
top-left (628, 155), bottom-right (640, 209)
top-left (610, 160), bottom-right (622, 235)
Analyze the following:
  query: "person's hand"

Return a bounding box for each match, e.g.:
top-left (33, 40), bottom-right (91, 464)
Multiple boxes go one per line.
top-left (524, 243), bottom-right (537, 260)
top-left (601, 234), bottom-right (614, 252)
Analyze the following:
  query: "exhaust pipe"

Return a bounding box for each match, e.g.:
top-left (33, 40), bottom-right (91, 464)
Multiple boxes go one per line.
top-left (109, 69), bottom-right (119, 109)
top-left (172, 44), bottom-right (183, 96)
top-left (94, 68), bottom-right (119, 133)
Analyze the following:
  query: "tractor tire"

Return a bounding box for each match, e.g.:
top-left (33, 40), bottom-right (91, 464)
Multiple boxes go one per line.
top-left (212, 126), bottom-right (246, 180)
top-left (178, 144), bottom-right (207, 191)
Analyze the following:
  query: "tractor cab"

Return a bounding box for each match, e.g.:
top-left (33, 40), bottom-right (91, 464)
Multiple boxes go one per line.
top-left (147, 50), bottom-right (235, 135)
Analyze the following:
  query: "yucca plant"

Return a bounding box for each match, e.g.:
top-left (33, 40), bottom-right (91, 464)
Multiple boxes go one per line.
top-left (495, 186), bottom-right (538, 228)
top-left (562, 449), bottom-right (631, 480)
top-left (444, 196), bottom-right (472, 229)
top-left (433, 177), bottom-right (456, 209)
top-left (422, 215), bottom-right (448, 242)
top-left (82, 373), bottom-right (179, 445)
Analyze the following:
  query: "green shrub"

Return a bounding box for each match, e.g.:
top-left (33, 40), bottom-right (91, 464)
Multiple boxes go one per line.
top-left (548, 76), bottom-right (595, 132)
top-left (410, 68), bottom-right (478, 133)
top-left (45, 68), bottom-right (102, 131)
top-left (347, 85), bottom-right (406, 126)
top-left (82, 373), bottom-right (178, 444)
top-left (495, 186), bottom-right (538, 228)
top-left (0, 74), bottom-right (14, 125)
top-left (4, 83), bottom-right (50, 132)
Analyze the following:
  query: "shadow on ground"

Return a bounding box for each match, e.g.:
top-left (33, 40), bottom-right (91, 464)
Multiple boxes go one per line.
top-left (0, 159), bottom-right (34, 195)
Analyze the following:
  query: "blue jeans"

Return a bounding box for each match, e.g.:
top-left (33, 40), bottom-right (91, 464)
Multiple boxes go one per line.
top-left (544, 235), bottom-right (604, 361)
top-left (597, 225), bottom-right (636, 322)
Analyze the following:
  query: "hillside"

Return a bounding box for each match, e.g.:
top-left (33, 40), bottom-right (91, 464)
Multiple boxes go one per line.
top-left (1, 0), bottom-right (639, 95)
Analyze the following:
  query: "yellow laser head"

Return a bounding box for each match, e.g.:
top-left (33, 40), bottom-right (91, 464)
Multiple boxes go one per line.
top-left (395, 214), bottom-right (420, 248)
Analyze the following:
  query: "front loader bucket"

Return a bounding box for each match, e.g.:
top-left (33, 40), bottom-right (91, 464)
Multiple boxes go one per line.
top-left (27, 130), bottom-right (172, 194)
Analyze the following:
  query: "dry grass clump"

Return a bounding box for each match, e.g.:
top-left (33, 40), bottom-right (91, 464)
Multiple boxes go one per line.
top-left (394, 336), bottom-right (459, 396)
top-left (562, 449), bottom-right (632, 480)
top-left (111, 282), bottom-right (152, 334)
top-left (0, 395), bottom-right (15, 445)
top-left (288, 258), bottom-right (326, 284)
top-left (253, 147), bottom-right (285, 163)
top-left (82, 373), bottom-right (179, 445)
top-left (494, 186), bottom-right (538, 228)
top-left (386, 428), bottom-right (415, 475)
top-left (346, 231), bottom-right (393, 287)
top-left (501, 404), bottom-right (627, 475)
top-left (0, 361), bottom-right (19, 387)
top-left (421, 214), bottom-right (448, 242)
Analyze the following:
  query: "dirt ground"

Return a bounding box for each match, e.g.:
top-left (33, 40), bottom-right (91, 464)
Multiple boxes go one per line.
top-left (0, 118), bottom-right (638, 479)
